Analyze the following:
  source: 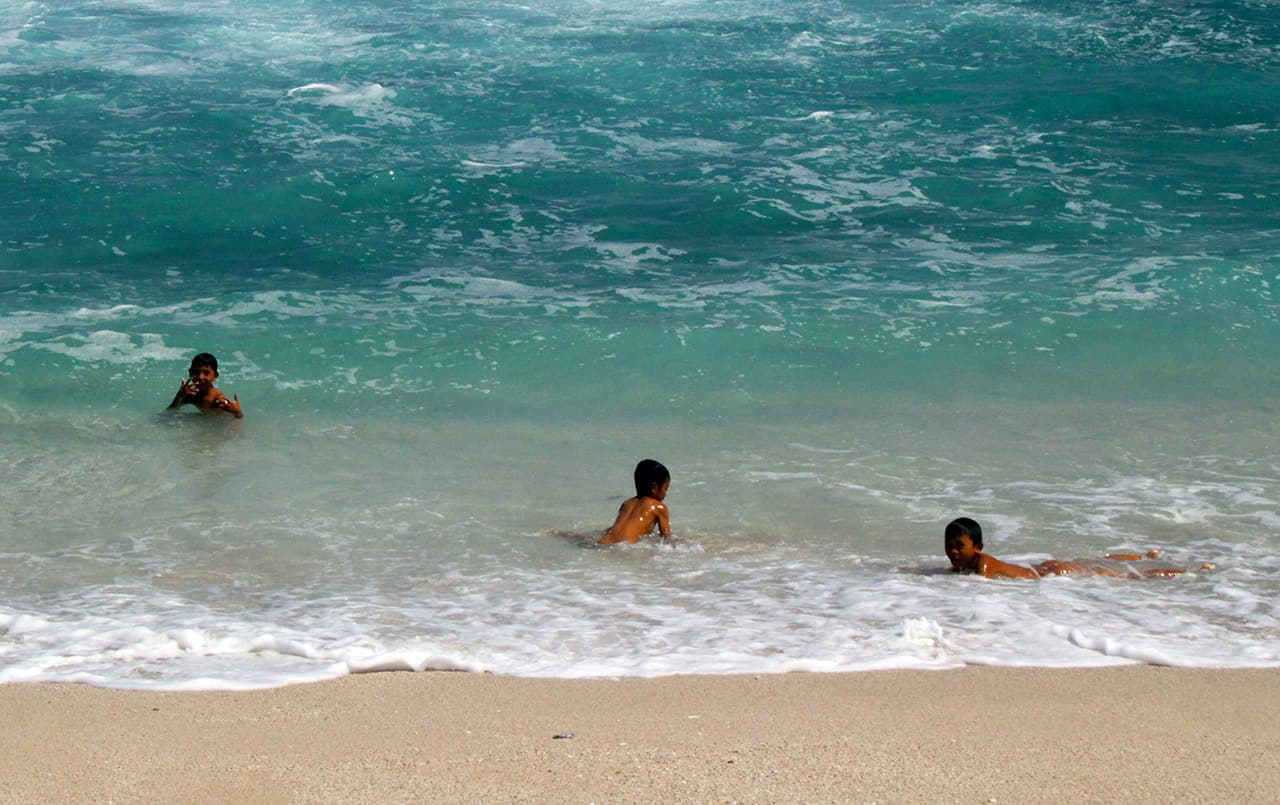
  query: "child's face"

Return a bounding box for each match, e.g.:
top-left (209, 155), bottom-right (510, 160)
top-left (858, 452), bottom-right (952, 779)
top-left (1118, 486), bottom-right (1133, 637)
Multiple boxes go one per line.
top-left (650, 479), bottom-right (670, 501)
top-left (945, 533), bottom-right (981, 572)
top-left (187, 364), bottom-right (218, 390)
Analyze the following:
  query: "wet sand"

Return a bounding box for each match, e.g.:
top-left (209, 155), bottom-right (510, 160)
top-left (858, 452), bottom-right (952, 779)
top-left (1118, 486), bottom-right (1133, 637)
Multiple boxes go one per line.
top-left (2, 667), bottom-right (1277, 802)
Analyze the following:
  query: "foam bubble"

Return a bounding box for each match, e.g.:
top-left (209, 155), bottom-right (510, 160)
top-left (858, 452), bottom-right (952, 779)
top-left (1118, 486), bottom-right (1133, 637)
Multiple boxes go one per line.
top-left (285, 82), bottom-right (398, 115)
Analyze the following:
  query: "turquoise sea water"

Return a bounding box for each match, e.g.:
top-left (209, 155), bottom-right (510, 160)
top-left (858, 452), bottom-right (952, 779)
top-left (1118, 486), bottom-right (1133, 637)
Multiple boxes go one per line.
top-left (2, 0), bottom-right (1279, 688)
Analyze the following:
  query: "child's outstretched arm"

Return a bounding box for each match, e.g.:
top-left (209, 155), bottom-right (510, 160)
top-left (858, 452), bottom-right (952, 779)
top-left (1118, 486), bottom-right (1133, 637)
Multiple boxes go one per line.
top-left (1104, 550), bottom-right (1163, 561)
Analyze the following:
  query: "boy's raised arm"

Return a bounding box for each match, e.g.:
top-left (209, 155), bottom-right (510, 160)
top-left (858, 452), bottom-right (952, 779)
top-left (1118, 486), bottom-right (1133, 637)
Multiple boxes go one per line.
top-left (212, 392), bottom-right (243, 419)
top-left (167, 379), bottom-right (192, 410)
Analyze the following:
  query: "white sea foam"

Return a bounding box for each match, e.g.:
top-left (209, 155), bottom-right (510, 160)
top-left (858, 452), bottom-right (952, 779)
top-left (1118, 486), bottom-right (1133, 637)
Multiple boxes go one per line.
top-left (286, 82), bottom-right (396, 112)
top-left (1, 530), bottom-right (1270, 691)
top-left (28, 330), bottom-right (188, 364)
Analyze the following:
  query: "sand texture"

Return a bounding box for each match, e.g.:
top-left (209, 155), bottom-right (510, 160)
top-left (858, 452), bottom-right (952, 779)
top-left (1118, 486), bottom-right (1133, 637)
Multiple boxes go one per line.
top-left (2, 667), bottom-right (1277, 803)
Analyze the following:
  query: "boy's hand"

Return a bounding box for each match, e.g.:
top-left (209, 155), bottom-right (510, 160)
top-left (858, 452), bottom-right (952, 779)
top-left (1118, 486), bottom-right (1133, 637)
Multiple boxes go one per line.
top-left (179, 377), bottom-right (209, 399)
top-left (170, 378), bottom-right (198, 406)
top-left (213, 393), bottom-right (243, 418)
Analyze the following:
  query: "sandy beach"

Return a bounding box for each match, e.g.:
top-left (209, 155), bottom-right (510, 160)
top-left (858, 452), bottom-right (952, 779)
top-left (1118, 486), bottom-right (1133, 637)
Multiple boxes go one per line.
top-left (1, 667), bottom-right (1276, 803)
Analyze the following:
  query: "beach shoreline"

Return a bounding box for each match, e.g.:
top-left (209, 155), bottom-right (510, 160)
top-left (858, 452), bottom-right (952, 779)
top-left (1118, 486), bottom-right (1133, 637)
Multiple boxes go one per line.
top-left (3, 667), bottom-right (1276, 802)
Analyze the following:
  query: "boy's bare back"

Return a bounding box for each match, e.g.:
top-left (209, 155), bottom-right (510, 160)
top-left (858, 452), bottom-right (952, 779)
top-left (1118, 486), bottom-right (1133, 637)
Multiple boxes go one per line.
top-left (599, 493), bottom-right (671, 545)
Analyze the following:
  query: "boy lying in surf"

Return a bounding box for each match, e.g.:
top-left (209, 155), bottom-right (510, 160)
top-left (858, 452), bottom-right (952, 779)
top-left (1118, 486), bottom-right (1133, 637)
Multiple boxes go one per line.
top-left (598, 459), bottom-right (672, 545)
top-left (943, 517), bottom-right (1212, 579)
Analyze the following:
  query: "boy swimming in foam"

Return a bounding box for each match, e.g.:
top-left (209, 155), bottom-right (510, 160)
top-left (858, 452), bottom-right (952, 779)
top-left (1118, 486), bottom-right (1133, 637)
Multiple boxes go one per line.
top-left (944, 517), bottom-right (1211, 579)
top-left (167, 352), bottom-right (243, 418)
top-left (599, 459), bottom-right (672, 545)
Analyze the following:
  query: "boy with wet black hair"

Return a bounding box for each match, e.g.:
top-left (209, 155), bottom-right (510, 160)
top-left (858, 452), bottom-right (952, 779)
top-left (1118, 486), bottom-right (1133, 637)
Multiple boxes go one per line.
top-left (944, 517), bottom-right (1208, 579)
top-left (599, 459), bottom-right (671, 545)
top-left (167, 352), bottom-right (243, 418)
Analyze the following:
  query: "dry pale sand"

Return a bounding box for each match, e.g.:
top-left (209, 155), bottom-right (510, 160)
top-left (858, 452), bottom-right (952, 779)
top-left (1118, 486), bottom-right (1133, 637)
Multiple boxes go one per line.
top-left (1, 667), bottom-right (1277, 803)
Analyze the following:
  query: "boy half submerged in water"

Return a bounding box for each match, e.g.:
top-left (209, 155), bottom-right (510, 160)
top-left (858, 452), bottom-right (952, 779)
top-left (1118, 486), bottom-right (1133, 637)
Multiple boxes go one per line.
top-left (944, 517), bottom-right (1211, 579)
top-left (167, 352), bottom-right (243, 418)
top-left (599, 459), bottom-right (672, 545)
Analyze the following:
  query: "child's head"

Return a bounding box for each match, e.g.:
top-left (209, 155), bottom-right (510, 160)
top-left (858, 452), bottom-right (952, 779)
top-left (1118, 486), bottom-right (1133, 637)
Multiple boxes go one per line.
top-left (945, 517), bottom-right (982, 548)
top-left (185, 352), bottom-right (221, 390)
top-left (189, 352), bottom-right (219, 375)
top-left (944, 517), bottom-right (983, 572)
top-left (633, 459), bottom-right (670, 499)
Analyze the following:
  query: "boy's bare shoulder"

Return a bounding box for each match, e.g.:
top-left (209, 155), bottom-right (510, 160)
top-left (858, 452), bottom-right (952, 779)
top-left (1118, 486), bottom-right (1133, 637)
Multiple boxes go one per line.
top-left (977, 553), bottom-right (1038, 579)
top-left (639, 495), bottom-right (667, 513)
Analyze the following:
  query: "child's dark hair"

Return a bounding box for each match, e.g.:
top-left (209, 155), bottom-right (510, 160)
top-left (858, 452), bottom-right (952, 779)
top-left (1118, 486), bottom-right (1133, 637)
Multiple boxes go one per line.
top-left (633, 459), bottom-right (670, 498)
top-left (190, 352), bottom-right (219, 372)
top-left (945, 517), bottom-right (983, 548)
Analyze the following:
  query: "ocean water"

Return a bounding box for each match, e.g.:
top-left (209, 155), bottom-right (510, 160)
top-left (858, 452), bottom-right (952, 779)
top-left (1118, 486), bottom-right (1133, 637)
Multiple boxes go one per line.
top-left (2, 0), bottom-right (1278, 690)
